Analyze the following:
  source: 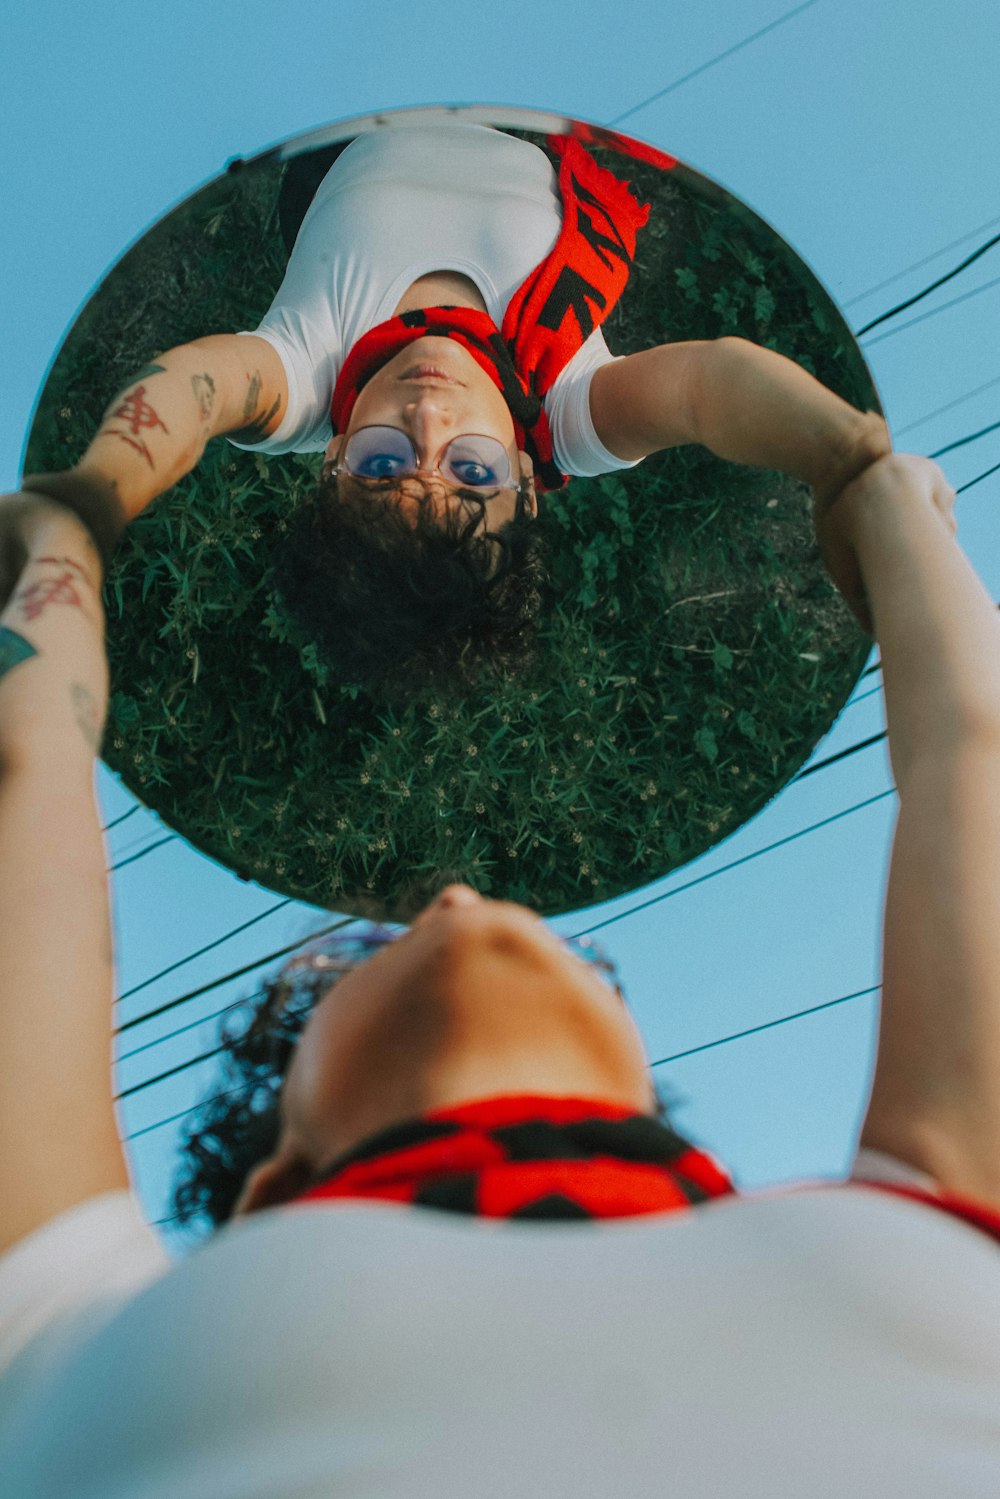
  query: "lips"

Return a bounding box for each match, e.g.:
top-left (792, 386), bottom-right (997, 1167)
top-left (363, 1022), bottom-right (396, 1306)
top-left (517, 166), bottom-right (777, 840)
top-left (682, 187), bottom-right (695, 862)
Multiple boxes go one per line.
top-left (398, 364), bottom-right (463, 384)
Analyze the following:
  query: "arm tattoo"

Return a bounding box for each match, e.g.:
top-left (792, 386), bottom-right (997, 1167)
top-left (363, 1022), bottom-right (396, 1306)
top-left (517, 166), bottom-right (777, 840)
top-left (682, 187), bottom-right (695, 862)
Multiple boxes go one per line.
top-left (241, 371), bottom-right (261, 425)
top-left (100, 383), bottom-right (169, 470)
top-left (191, 372), bottom-right (216, 424)
top-left (112, 362), bottom-right (166, 398)
top-left (233, 393), bottom-right (281, 443)
top-left (15, 569), bottom-right (84, 621)
top-left (70, 682), bottom-right (103, 753)
top-left (0, 626), bottom-right (38, 682)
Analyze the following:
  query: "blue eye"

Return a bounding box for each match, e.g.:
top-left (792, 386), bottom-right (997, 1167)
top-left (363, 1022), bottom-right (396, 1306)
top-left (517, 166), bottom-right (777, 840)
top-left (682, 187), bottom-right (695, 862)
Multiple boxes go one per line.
top-left (450, 459), bottom-right (500, 488)
top-left (354, 451), bottom-right (408, 479)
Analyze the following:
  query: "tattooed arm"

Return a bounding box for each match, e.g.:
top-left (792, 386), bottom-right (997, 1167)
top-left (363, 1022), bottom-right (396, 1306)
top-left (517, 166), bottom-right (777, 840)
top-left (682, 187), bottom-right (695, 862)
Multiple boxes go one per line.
top-left (0, 494), bottom-right (128, 1253)
top-left (588, 337), bottom-right (889, 506)
top-left (65, 334), bottom-right (287, 523)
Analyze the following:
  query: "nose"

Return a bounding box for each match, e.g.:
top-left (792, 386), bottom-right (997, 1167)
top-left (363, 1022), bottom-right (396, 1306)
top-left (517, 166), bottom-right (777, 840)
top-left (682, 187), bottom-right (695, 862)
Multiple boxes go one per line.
top-left (405, 391), bottom-right (456, 462)
top-left (411, 884), bottom-right (483, 928)
top-left (433, 884), bottom-right (482, 911)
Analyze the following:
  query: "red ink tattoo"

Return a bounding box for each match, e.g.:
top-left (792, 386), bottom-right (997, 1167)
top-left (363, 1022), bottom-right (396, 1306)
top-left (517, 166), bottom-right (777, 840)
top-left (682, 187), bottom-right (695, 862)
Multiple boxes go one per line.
top-left (108, 429), bottom-right (155, 468)
top-left (112, 383), bottom-right (168, 438)
top-left (36, 556), bottom-right (88, 580)
top-left (16, 571), bottom-right (84, 620)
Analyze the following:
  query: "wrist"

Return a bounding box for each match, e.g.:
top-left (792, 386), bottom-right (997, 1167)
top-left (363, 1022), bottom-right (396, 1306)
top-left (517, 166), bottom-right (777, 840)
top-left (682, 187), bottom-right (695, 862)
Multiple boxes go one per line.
top-left (812, 411), bottom-right (891, 508)
top-left (20, 469), bottom-right (126, 575)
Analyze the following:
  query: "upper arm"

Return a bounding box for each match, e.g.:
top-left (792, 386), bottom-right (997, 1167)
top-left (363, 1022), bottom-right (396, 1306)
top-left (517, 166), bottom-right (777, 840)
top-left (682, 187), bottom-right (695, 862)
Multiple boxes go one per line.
top-left (860, 744), bottom-right (1000, 1202)
top-left (0, 511), bottom-right (127, 1255)
top-left (183, 333), bottom-right (288, 442)
top-left (587, 341), bottom-right (709, 461)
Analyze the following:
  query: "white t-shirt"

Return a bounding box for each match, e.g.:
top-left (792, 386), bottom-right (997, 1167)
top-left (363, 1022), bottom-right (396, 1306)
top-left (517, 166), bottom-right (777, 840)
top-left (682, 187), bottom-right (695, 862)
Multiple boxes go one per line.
top-left (232, 124), bottom-right (640, 477)
top-left (2, 1167), bottom-right (999, 1497)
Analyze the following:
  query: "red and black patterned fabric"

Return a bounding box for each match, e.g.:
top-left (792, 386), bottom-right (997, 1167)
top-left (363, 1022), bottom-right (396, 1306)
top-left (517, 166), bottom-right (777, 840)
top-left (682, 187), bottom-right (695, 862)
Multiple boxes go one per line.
top-left (329, 137), bottom-right (651, 491)
top-left (292, 1094), bottom-right (734, 1222)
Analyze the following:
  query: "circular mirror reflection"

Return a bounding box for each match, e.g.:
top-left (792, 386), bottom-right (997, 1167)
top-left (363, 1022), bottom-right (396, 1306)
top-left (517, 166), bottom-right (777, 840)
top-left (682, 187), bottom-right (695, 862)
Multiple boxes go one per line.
top-left (26, 105), bottom-right (879, 918)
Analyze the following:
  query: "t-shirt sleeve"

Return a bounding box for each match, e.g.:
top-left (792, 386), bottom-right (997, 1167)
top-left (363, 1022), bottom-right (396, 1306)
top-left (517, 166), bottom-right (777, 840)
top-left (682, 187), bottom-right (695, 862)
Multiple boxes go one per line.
top-left (544, 328), bottom-right (644, 479)
top-left (0, 1191), bottom-right (169, 1378)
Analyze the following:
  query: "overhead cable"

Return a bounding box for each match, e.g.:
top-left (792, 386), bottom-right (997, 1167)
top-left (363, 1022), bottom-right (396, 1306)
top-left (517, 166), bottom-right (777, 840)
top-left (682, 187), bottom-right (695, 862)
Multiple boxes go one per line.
top-left (649, 983), bottom-right (880, 1066)
top-left (957, 458), bottom-right (1000, 495)
top-left (841, 212), bottom-right (1000, 310)
top-left (860, 272), bottom-right (1000, 349)
top-left (114, 917), bottom-right (358, 1034)
top-left (102, 805), bottom-right (140, 835)
top-left (570, 787), bottom-right (896, 938)
top-left (931, 417), bottom-right (1000, 460)
top-left (116, 898), bottom-right (294, 1002)
top-left (895, 372), bottom-right (1000, 438)
top-left (609, 0), bottom-right (820, 124)
top-left (856, 228), bottom-right (1000, 335)
top-left (107, 835), bottom-right (175, 874)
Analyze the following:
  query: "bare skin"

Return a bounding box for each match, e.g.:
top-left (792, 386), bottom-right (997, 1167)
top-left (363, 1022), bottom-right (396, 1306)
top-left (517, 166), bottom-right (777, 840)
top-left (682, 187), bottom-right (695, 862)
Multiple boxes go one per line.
top-left (4, 448), bottom-right (1000, 1255)
top-left (234, 884), bottom-right (654, 1213)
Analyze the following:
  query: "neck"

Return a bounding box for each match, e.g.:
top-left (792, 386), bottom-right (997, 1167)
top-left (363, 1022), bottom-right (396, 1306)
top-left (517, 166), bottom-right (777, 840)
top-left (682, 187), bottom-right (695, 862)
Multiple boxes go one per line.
top-left (394, 270), bottom-right (489, 316)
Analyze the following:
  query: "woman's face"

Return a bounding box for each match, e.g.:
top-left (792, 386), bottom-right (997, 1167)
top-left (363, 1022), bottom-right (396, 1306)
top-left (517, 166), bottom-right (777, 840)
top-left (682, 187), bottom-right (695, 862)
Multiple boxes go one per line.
top-left (235, 887), bottom-right (653, 1214)
top-left (323, 336), bottom-right (537, 528)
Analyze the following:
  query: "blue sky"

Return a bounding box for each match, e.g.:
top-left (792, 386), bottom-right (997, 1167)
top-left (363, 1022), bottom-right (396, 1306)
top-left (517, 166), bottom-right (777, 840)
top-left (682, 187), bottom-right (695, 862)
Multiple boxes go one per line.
top-left (3, 0), bottom-right (1000, 1245)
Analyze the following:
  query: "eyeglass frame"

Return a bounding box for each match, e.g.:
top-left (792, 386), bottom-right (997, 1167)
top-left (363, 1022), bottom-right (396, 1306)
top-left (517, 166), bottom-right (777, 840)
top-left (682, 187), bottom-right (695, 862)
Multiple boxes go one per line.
top-left (286, 923), bottom-right (623, 996)
top-left (326, 426), bottom-right (535, 517)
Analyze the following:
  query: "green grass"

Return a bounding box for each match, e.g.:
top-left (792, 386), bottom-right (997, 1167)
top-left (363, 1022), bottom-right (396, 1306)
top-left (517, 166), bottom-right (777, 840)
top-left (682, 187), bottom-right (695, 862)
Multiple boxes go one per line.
top-left (26, 134), bottom-right (876, 918)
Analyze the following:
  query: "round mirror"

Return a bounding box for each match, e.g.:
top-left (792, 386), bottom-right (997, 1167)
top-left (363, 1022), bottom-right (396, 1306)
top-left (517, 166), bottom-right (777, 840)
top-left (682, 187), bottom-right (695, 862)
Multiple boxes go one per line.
top-left (25, 104), bottom-right (878, 918)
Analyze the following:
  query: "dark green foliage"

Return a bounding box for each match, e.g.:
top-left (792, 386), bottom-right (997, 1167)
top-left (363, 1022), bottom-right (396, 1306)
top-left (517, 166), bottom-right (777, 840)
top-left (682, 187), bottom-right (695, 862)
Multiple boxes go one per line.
top-left (25, 134), bottom-right (875, 917)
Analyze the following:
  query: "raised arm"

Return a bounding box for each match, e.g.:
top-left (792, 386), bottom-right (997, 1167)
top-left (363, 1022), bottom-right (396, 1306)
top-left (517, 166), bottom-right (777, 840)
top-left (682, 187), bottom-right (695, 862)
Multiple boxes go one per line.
top-left (0, 495), bottom-right (127, 1254)
top-left (588, 337), bottom-right (889, 504)
top-left (34, 333), bottom-right (288, 525)
top-left (818, 454), bottom-right (1000, 1204)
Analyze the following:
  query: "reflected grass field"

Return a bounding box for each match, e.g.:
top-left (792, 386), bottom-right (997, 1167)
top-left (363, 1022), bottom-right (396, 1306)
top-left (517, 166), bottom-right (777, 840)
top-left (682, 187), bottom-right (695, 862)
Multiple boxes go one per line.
top-left (26, 133), bottom-right (874, 916)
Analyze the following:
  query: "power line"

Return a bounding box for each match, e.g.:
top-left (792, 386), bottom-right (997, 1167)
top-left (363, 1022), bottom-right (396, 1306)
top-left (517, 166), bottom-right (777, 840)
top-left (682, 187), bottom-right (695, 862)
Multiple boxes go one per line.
top-left (794, 729), bottom-right (885, 780)
top-left (859, 271), bottom-right (1000, 349)
top-left (117, 994), bottom-right (249, 1064)
top-left (649, 983), bottom-right (880, 1066)
top-left (570, 787), bottom-right (896, 939)
top-left (930, 417), bottom-right (1000, 460)
top-left (116, 898), bottom-right (294, 1002)
top-left (102, 805), bottom-right (140, 835)
top-left (609, 0), bottom-right (821, 125)
top-left (116, 1042), bottom-right (228, 1101)
top-left (855, 228), bottom-right (1000, 336)
top-left (958, 458), bottom-right (1000, 495)
top-left (841, 212), bottom-right (1000, 310)
top-left (114, 917), bottom-right (357, 1035)
top-left (124, 1085), bottom-right (247, 1142)
top-left (895, 372), bottom-right (1000, 438)
top-left (107, 835), bottom-right (175, 874)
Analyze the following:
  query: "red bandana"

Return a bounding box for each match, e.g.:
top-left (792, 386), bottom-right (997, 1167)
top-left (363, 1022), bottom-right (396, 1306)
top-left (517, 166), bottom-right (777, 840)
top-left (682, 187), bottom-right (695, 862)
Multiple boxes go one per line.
top-left (291, 1094), bottom-right (734, 1222)
top-left (329, 137), bottom-right (651, 491)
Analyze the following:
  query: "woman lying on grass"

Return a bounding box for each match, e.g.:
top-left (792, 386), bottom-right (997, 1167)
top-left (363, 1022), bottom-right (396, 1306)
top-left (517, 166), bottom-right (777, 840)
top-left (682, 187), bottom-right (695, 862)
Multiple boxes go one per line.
top-left (27, 122), bottom-right (887, 690)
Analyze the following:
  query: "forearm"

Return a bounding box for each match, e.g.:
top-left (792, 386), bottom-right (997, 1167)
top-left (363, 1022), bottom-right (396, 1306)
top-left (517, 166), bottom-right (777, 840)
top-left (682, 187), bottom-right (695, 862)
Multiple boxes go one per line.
top-left (842, 457), bottom-right (1000, 1198)
top-left (689, 338), bottom-right (889, 502)
top-left (0, 504), bottom-right (126, 1250)
top-left (57, 333), bottom-right (285, 524)
top-left (0, 505), bottom-right (108, 771)
top-left (72, 345), bottom-right (223, 522)
top-left (847, 466), bottom-right (1000, 789)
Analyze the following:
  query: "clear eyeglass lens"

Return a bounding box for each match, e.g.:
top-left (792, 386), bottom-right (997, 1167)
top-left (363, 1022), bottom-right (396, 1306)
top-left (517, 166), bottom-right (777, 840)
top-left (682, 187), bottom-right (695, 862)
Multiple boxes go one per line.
top-left (344, 427), bottom-right (511, 491)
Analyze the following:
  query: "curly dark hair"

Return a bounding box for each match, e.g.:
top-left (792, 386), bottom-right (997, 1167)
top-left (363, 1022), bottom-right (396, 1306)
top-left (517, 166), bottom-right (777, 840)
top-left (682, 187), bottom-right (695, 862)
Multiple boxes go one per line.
top-left (171, 928), bottom-right (659, 1236)
top-left (172, 942), bottom-right (334, 1233)
top-left (272, 471), bottom-right (547, 696)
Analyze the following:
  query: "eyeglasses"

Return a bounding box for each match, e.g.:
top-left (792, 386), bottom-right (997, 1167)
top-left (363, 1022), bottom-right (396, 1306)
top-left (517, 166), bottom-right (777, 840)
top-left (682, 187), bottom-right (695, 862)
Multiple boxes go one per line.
top-left (286, 924), bottom-right (623, 994)
top-left (336, 426), bottom-right (516, 496)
